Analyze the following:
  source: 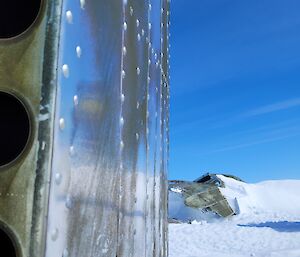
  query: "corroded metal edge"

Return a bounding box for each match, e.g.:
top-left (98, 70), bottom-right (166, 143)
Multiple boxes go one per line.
top-left (30, 0), bottom-right (63, 256)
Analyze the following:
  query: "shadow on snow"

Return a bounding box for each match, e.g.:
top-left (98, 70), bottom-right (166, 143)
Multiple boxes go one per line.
top-left (238, 221), bottom-right (300, 232)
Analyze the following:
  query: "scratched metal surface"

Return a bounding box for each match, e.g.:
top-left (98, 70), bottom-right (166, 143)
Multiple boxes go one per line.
top-left (161, 2), bottom-right (170, 257)
top-left (118, 1), bottom-right (148, 257)
top-left (45, 0), bottom-right (122, 256)
top-left (45, 0), bottom-right (169, 257)
top-left (149, 0), bottom-right (163, 256)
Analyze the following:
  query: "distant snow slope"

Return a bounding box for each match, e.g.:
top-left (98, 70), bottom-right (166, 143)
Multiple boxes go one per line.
top-left (169, 176), bottom-right (300, 257)
top-left (217, 175), bottom-right (300, 215)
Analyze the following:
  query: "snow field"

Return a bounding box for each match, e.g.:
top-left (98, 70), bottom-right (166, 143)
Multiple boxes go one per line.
top-left (169, 176), bottom-right (300, 257)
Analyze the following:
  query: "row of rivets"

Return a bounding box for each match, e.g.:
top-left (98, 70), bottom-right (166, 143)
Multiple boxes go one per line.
top-left (120, 3), bottom-right (171, 248)
top-left (0, 193), bottom-right (25, 198)
top-left (120, 1), bottom-right (127, 162)
top-left (53, 2), bottom-right (86, 253)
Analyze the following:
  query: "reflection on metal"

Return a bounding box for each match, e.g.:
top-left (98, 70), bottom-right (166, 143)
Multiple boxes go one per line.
top-left (0, 0), bottom-right (169, 256)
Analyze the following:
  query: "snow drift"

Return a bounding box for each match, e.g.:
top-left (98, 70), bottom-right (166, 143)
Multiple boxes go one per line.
top-left (218, 175), bottom-right (300, 216)
top-left (169, 175), bottom-right (300, 257)
top-left (169, 174), bottom-right (300, 222)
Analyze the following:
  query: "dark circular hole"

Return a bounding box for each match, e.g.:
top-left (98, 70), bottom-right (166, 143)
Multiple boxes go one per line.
top-left (0, 92), bottom-right (31, 167)
top-left (0, 226), bottom-right (17, 257)
top-left (0, 0), bottom-right (42, 39)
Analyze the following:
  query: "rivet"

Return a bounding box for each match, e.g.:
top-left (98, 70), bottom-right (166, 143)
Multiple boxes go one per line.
top-left (137, 33), bottom-right (141, 41)
top-left (80, 0), bottom-right (85, 9)
top-left (65, 195), bottom-right (74, 209)
top-left (136, 133), bottom-right (139, 140)
top-left (148, 23), bottom-right (152, 30)
top-left (136, 67), bottom-right (140, 75)
top-left (62, 64), bottom-right (69, 78)
top-left (122, 46), bottom-right (127, 56)
top-left (66, 11), bottom-right (73, 24)
top-left (120, 141), bottom-right (124, 149)
top-left (142, 29), bottom-right (145, 36)
top-left (69, 146), bottom-right (75, 156)
top-left (149, 4), bottom-right (152, 11)
top-left (55, 173), bottom-right (62, 185)
top-left (63, 249), bottom-right (69, 257)
top-left (74, 95), bottom-right (79, 106)
top-left (122, 70), bottom-right (126, 79)
top-left (51, 228), bottom-right (59, 241)
top-left (59, 118), bottom-right (65, 130)
top-left (136, 19), bottom-right (140, 27)
top-left (76, 46), bottom-right (82, 58)
top-left (121, 93), bottom-right (125, 102)
top-left (130, 6), bottom-right (133, 16)
top-left (137, 102), bottom-right (140, 109)
top-left (120, 117), bottom-right (124, 126)
top-left (123, 22), bottom-right (127, 31)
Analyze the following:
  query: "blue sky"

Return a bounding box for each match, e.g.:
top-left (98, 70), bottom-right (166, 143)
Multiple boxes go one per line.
top-left (169, 0), bottom-right (300, 182)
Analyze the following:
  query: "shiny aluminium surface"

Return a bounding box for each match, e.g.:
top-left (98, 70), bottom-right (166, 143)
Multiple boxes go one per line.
top-left (45, 0), bottom-right (170, 257)
top-left (0, 0), bottom-right (169, 256)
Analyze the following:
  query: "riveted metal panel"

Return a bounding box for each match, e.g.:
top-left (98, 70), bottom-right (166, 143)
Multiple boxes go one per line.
top-left (160, 1), bottom-right (170, 257)
top-left (117, 1), bottom-right (149, 257)
top-left (149, 0), bottom-right (164, 256)
top-left (146, 0), bottom-right (157, 255)
top-left (0, 0), bottom-right (169, 256)
top-left (45, 0), bottom-right (123, 256)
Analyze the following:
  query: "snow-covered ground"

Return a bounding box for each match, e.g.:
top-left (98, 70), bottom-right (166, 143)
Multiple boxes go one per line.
top-left (169, 175), bottom-right (300, 257)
